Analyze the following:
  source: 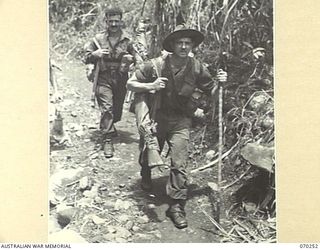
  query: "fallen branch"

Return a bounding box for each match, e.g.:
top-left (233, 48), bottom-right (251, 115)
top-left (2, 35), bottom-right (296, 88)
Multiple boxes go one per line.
top-left (79, 6), bottom-right (97, 19)
top-left (66, 179), bottom-right (80, 187)
top-left (64, 45), bottom-right (77, 58)
top-left (191, 142), bottom-right (238, 173)
top-left (221, 166), bottom-right (251, 190)
top-left (89, 204), bottom-right (103, 211)
top-left (88, 149), bottom-right (100, 157)
top-left (200, 124), bottom-right (207, 146)
top-left (227, 225), bottom-right (237, 236)
top-left (247, 218), bottom-right (276, 231)
top-left (226, 203), bottom-right (240, 217)
top-left (198, 205), bottom-right (230, 237)
top-left (234, 226), bottom-right (251, 242)
top-left (234, 218), bottom-right (259, 241)
top-left (80, 219), bottom-right (89, 233)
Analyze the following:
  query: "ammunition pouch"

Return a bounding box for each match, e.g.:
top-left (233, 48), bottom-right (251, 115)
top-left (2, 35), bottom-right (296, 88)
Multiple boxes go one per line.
top-left (180, 88), bottom-right (204, 117)
top-left (100, 61), bottom-right (120, 73)
top-left (178, 79), bottom-right (196, 97)
top-left (188, 88), bottom-right (204, 113)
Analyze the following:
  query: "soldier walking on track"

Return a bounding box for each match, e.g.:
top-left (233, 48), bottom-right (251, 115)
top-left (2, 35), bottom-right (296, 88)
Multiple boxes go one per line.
top-left (127, 25), bottom-right (227, 229)
top-left (84, 7), bottom-right (137, 158)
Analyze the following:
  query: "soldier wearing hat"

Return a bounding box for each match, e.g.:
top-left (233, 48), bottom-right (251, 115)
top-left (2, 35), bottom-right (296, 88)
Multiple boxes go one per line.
top-left (127, 25), bottom-right (227, 229)
top-left (84, 7), bottom-right (137, 158)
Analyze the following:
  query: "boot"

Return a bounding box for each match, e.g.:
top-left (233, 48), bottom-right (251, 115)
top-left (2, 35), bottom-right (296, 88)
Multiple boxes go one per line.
top-left (103, 138), bottom-right (114, 158)
top-left (166, 200), bottom-right (188, 229)
top-left (140, 167), bottom-right (152, 192)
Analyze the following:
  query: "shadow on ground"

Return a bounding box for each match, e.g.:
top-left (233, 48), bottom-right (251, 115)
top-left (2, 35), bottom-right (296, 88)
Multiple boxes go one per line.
top-left (128, 175), bottom-right (213, 223)
top-left (89, 128), bottom-right (139, 145)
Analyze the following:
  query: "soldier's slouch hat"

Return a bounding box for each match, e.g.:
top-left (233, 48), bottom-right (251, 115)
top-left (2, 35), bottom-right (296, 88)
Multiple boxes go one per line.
top-left (162, 24), bottom-right (204, 52)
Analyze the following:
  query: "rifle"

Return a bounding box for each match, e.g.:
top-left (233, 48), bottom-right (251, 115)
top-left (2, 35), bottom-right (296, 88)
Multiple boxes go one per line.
top-left (144, 56), bottom-right (166, 167)
top-left (134, 56), bottom-right (166, 168)
top-left (91, 37), bottom-right (101, 108)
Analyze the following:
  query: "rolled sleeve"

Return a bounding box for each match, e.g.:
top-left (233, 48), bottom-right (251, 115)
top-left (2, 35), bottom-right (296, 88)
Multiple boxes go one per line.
top-left (135, 61), bottom-right (156, 83)
top-left (83, 40), bottom-right (98, 65)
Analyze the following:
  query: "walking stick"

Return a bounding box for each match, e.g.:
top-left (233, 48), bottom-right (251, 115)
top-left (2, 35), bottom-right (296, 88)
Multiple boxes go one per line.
top-left (209, 1), bottom-right (231, 225)
top-left (215, 52), bottom-right (227, 223)
top-left (216, 76), bottom-right (223, 223)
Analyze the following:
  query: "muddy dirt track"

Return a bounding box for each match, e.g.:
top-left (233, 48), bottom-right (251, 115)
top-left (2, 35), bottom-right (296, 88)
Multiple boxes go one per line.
top-left (49, 60), bottom-right (274, 243)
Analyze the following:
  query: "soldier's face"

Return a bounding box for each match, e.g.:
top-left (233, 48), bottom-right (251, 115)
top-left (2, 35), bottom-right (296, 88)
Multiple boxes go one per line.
top-left (173, 37), bottom-right (193, 58)
top-left (106, 14), bottom-right (122, 33)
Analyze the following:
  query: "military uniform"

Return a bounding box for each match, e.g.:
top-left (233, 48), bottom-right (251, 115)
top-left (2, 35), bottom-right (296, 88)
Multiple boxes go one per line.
top-left (134, 55), bottom-right (216, 200)
top-left (128, 24), bottom-right (228, 229)
top-left (84, 31), bottom-right (136, 136)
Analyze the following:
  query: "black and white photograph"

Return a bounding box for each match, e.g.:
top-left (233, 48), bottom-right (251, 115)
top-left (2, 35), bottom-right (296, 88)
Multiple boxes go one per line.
top-left (49, 0), bottom-right (275, 243)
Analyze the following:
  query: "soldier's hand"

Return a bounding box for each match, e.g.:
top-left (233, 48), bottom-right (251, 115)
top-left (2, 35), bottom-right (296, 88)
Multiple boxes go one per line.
top-left (194, 108), bottom-right (205, 119)
top-left (152, 77), bottom-right (168, 91)
top-left (217, 69), bottom-right (227, 83)
top-left (92, 49), bottom-right (110, 58)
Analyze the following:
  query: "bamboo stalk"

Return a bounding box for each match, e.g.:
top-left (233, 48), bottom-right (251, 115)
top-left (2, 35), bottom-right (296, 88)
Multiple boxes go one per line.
top-left (140, 0), bottom-right (147, 16)
top-left (220, 0), bottom-right (240, 40)
top-left (216, 84), bottom-right (223, 223)
top-left (234, 218), bottom-right (259, 241)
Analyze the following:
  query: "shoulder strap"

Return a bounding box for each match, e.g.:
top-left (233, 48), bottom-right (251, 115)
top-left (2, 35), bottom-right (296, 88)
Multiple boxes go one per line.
top-left (150, 55), bottom-right (167, 77)
top-left (93, 37), bottom-right (101, 50)
top-left (149, 55), bottom-right (167, 119)
top-left (192, 58), bottom-right (201, 76)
